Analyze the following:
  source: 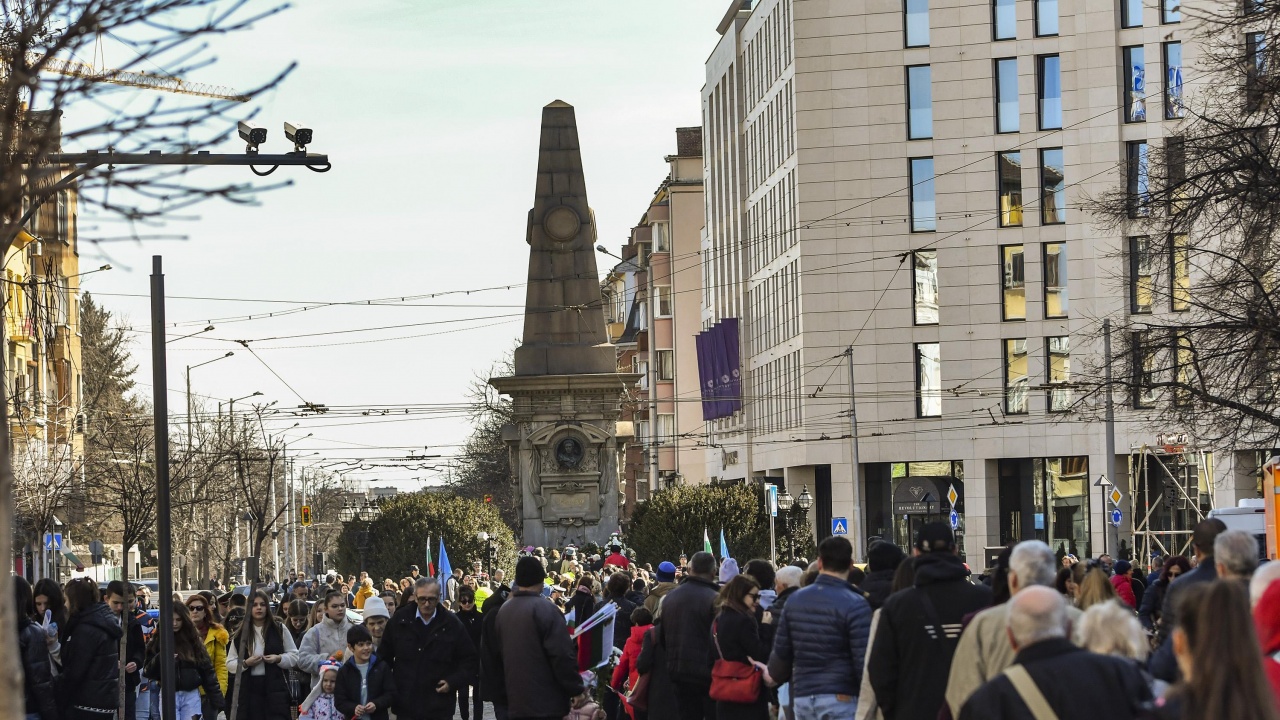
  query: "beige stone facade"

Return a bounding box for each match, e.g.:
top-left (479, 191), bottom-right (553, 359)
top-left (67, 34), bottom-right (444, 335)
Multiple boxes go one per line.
top-left (700, 0), bottom-right (1256, 569)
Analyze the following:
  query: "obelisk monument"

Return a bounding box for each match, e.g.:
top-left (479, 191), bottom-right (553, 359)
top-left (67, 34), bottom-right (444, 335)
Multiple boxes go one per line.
top-left (490, 101), bottom-right (637, 549)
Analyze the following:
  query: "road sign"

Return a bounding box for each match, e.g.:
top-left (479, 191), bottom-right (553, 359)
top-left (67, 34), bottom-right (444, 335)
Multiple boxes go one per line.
top-left (299, 505), bottom-right (312, 527)
top-left (949, 509), bottom-right (959, 530)
top-left (1110, 508), bottom-right (1123, 527)
top-left (832, 517), bottom-right (849, 536)
top-left (947, 484), bottom-right (958, 507)
top-left (1109, 487), bottom-right (1124, 506)
top-left (766, 485), bottom-right (778, 517)
top-left (43, 532), bottom-right (62, 550)
top-left (1094, 474), bottom-right (1112, 487)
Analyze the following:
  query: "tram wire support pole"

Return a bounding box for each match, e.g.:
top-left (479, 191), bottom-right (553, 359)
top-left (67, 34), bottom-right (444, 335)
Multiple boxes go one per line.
top-left (151, 256), bottom-right (177, 720)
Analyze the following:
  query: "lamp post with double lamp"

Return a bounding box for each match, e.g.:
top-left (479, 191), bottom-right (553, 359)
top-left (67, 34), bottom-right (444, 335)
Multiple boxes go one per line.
top-left (477, 531), bottom-right (497, 581)
top-left (776, 485), bottom-right (815, 562)
top-left (340, 500), bottom-right (381, 575)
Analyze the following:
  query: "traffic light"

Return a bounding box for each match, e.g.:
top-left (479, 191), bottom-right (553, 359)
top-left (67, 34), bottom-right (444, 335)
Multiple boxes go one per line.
top-left (300, 505), bottom-right (312, 527)
top-left (483, 494), bottom-right (493, 504)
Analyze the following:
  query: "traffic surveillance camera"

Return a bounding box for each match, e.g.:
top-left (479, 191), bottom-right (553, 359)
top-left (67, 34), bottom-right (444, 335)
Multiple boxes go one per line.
top-left (284, 122), bottom-right (312, 153)
top-left (239, 121), bottom-right (267, 153)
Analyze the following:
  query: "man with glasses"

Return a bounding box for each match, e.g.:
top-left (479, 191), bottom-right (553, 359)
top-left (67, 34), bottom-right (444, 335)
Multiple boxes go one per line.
top-left (298, 590), bottom-right (355, 688)
top-left (381, 577), bottom-right (478, 720)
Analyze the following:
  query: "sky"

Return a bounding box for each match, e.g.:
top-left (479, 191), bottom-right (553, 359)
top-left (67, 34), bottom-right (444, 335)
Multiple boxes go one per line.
top-left (70, 0), bottom-right (726, 490)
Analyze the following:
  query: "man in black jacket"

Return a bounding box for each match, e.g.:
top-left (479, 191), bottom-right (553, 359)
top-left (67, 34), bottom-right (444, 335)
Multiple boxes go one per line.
top-left (478, 590), bottom-right (509, 719)
top-left (958, 587), bottom-right (1151, 719)
top-left (869, 522), bottom-right (992, 720)
top-left (657, 550), bottom-right (719, 720)
top-left (493, 556), bottom-right (585, 719)
top-left (453, 588), bottom-right (484, 720)
top-left (380, 577), bottom-right (478, 720)
top-left (104, 581), bottom-right (145, 720)
top-left (1150, 517), bottom-right (1226, 681)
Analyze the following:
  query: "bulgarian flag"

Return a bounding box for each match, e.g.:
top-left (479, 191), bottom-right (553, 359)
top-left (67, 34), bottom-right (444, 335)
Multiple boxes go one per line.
top-left (572, 603), bottom-right (617, 672)
top-left (703, 528), bottom-right (713, 555)
top-left (425, 536), bottom-right (436, 577)
top-left (564, 606), bottom-right (577, 632)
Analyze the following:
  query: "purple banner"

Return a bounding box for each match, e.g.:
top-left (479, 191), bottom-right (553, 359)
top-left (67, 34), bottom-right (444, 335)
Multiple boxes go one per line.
top-left (720, 318), bottom-right (742, 415)
top-left (694, 331), bottom-right (716, 420)
top-left (694, 319), bottom-right (743, 421)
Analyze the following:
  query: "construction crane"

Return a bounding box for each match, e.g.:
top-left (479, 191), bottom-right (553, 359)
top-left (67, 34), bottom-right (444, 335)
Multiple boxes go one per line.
top-left (35, 54), bottom-right (249, 102)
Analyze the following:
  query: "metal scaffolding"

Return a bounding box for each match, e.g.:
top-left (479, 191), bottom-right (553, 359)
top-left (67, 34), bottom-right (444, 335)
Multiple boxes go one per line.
top-left (1128, 444), bottom-right (1214, 562)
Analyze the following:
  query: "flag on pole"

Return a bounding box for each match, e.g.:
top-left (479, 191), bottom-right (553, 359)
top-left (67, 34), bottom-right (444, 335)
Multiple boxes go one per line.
top-left (425, 536), bottom-right (435, 577)
top-left (438, 537), bottom-right (452, 581)
top-left (571, 602), bottom-right (618, 672)
top-left (564, 606), bottom-right (577, 632)
top-left (719, 529), bottom-right (729, 560)
top-left (703, 528), bottom-right (712, 555)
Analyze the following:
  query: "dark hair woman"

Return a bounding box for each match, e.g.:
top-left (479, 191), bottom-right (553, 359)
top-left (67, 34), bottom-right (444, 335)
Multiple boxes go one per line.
top-left (33, 577), bottom-right (69, 644)
top-left (711, 574), bottom-right (767, 720)
top-left (16, 575), bottom-right (58, 720)
top-left (227, 589), bottom-right (298, 720)
top-left (146, 602), bottom-right (224, 720)
top-left (1138, 555), bottom-right (1191, 631)
top-left (196, 591), bottom-right (223, 626)
top-left (1145, 580), bottom-right (1279, 720)
top-left (57, 577), bottom-right (122, 720)
top-left (186, 594), bottom-right (229, 719)
top-left (282, 599), bottom-right (313, 710)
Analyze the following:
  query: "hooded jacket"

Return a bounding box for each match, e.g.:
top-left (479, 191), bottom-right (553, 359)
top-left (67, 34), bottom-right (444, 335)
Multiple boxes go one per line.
top-left (1111, 574), bottom-right (1137, 608)
top-left (58, 602), bottom-right (124, 717)
top-left (868, 552), bottom-right (992, 720)
top-left (612, 623), bottom-right (653, 720)
top-left (20, 614), bottom-right (59, 720)
top-left (643, 581), bottom-right (678, 617)
top-left (200, 623), bottom-right (230, 696)
top-left (1254, 581), bottom-right (1280, 708)
top-left (298, 614), bottom-right (355, 684)
top-left (862, 569), bottom-right (897, 610)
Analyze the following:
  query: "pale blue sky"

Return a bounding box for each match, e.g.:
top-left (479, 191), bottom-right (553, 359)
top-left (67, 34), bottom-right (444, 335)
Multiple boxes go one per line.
top-left (77, 0), bottom-right (726, 488)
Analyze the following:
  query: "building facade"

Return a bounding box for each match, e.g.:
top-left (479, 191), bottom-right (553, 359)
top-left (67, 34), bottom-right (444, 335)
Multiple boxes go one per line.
top-left (699, 0), bottom-right (1254, 568)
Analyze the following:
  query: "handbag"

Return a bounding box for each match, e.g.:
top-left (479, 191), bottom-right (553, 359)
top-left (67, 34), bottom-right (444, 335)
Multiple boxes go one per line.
top-left (624, 671), bottom-right (651, 711)
top-left (708, 619), bottom-right (762, 704)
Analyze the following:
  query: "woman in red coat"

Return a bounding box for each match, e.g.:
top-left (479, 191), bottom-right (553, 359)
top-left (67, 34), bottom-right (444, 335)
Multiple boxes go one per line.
top-left (611, 607), bottom-right (653, 720)
top-left (1110, 560), bottom-right (1137, 609)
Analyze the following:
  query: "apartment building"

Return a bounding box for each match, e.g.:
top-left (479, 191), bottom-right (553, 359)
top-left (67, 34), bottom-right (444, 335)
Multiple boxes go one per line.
top-left (700, 0), bottom-right (1257, 567)
top-left (603, 127), bottom-right (706, 526)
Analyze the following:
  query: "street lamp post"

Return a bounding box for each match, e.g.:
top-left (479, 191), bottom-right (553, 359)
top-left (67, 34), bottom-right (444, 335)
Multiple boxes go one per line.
top-left (340, 500), bottom-right (381, 575)
top-left (478, 531), bottom-right (497, 581)
top-left (777, 489), bottom-right (794, 562)
top-left (185, 351), bottom-right (233, 586)
top-left (797, 485), bottom-right (814, 555)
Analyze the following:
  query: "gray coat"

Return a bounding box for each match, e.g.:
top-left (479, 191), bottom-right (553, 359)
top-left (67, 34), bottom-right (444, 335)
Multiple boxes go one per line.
top-left (493, 590), bottom-right (583, 718)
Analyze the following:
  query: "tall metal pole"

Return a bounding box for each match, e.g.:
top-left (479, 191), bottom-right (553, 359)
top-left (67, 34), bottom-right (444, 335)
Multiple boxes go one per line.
top-left (847, 347), bottom-right (866, 560)
top-left (1104, 319), bottom-right (1116, 557)
top-left (766, 483), bottom-right (776, 564)
top-left (150, 256), bottom-right (176, 720)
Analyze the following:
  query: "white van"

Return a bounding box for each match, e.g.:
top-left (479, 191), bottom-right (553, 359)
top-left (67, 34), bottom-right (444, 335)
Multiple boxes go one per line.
top-left (1209, 499), bottom-right (1267, 560)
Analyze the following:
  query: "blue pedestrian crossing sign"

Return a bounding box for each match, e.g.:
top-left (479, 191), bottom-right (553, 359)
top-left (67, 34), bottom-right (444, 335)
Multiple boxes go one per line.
top-left (1110, 508), bottom-right (1123, 527)
top-left (949, 509), bottom-right (960, 530)
top-left (832, 517), bottom-right (848, 536)
top-left (43, 532), bottom-right (62, 550)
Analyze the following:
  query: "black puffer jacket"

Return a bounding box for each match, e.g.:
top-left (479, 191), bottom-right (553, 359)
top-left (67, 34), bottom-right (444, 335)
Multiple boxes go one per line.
top-left (869, 553), bottom-right (992, 720)
top-left (478, 593), bottom-right (507, 705)
top-left (656, 576), bottom-right (719, 684)
top-left (20, 617), bottom-right (59, 720)
top-left (58, 602), bottom-right (123, 719)
top-left (862, 568), bottom-right (897, 610)
top-left (766, 574), bottom-right (871, 698)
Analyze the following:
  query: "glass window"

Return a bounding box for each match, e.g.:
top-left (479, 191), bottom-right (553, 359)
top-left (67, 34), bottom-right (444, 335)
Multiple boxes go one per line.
top-left (1002, 244), bottom-right (1027, 320)
top-left (652, 223), bottom-right (670, 252)
top-left (1122, 0), bottom-right (1142, 28)
top-left (1127, 141), bottom-right (1150, 217)
top-left (1044, 242), bottom-right (1069, 317)
top-left (1038, 55), bottom-right (1062, 129)
top-left (657, 350), bottom-right (674, 380)
top-left (1132, 332), bottom-right (1158, 409)
top-left (913, 250), bottom-right (939, 325)
top-left (1167, 136), bottom-right (1186, 213)
top-left (1164, 43), bottom-right (1185, 119)
top-left (1130, 236), bottom-right (1154, 314)
top-left (1173, 332), bottom-right (1193, 406)
top-left (1047, 336), bottom-right (1071, 412)
top-left (655, 285), bottom-right (672, 317)
top-left (994, 0), bottom-right (1016, 40)
top-left (995, 58), bottom-right (1020, 133)
top-left (1040, 148), bottom-right (1065, 224)
top-left (1163, 0), bottom-right (1181, 22)
top-left (906, 0), bottom-right (929, 47)
top-left (1004, 338), bottom-right (1030, 414)
top-left (999, 152), bottom-right (1023, 227)
top-left (911, 158), bottom-right (936, 232)
top-left (637, 420), bottom-right (650, 444)
top-left (1124, 47), bottom-right (1147, 122)
top-left (916, 342), bottom-right (942, 417)
top-left (1036, 0), bottom-right (1058, 36)
top-left (657, 414), bottom-right (675, 444)
top-left (1247, 33), bottom-right (1267, 109)
top-left (1171, 233), bottom-right (1191, 311)
top-left (907, 65), bottom-right (933, 139)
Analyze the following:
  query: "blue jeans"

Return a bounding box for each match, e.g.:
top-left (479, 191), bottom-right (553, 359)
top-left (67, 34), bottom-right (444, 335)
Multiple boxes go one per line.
top-left (793, 694), bottom-right (857, 720)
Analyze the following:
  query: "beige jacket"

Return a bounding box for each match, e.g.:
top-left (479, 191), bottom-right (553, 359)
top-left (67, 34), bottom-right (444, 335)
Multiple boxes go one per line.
top-left (943, 601), bottom-right (1082, 717)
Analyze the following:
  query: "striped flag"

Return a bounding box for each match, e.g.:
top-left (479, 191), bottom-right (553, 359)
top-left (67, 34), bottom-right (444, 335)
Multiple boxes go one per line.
top-left (425, 536), bottom-right (435, 577)
top-left (719, 528), bottom-right (729, 560)
top-left (564, 606), bottom-right (577, 632)
top-left (572, 603), bottom-right (617, 672)
top-left (703, 528), bottom-right (712, 555)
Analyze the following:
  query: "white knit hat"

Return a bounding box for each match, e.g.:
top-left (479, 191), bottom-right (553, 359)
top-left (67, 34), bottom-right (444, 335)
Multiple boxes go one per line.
top-left (362, 596), bottom-right (390, 620)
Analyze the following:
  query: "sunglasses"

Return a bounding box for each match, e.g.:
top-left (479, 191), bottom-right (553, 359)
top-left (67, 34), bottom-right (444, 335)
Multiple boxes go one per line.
top-left (415, 595), bottom-right (439, 604)
top-left (189, 605), bottom-right (206, 612)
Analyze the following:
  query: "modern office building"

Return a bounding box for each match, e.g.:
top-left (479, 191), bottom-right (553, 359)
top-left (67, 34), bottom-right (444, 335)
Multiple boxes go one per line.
top-left (699, 0), bottom-right (1260, 568)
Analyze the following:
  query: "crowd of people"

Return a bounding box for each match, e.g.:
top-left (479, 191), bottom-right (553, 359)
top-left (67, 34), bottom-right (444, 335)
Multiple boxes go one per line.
top-left (15, 521), bottom-right (1280, 720)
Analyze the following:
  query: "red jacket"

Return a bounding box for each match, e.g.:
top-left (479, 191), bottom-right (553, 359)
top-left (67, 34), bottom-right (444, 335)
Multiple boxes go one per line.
top-left (1254, 581), bottom-right (1280, 710)
top-left (1111, 574), bottom-right (1137, 608)
top-left (611, 623), bottom-right (651, 720)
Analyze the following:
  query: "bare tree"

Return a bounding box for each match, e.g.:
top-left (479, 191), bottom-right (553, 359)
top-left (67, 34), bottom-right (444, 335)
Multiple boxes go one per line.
top-left (0, 2), bottom-right (293, 710)
top-left (1085, 4), bottom-right (1280, 448)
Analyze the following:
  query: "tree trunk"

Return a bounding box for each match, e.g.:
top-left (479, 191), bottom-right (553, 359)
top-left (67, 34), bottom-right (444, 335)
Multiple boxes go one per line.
top-left (0, 326), bottom-right (26, 720)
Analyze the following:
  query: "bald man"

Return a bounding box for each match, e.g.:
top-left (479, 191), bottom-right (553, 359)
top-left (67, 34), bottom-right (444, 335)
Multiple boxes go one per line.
top-left (958, 588), bottom-right (1151, 719)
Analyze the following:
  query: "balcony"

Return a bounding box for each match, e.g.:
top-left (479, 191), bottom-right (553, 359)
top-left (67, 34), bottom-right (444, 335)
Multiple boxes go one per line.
top-left (9, 317), bottom-right (33, 343)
